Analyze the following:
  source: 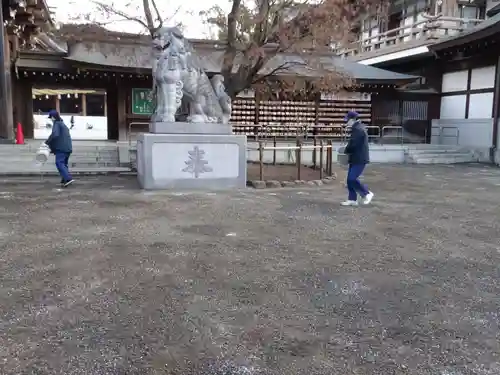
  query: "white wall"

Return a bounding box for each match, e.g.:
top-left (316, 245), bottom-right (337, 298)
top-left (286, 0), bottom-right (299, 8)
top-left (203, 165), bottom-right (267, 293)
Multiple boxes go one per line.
top-left (440, 66), bottom-right (495, 120)
top-left (440, 96), bottom-right (467, 119)
top-left (33, 114), bottom-right (108, 140)
top-left (469, 92), bottom-right (494, 118)
top-left (431, 119), bottom-right (493, 148)
top-left (441, 70), bottom-right (468, 92)
top-left (470, 66), bottom-right (495, 90)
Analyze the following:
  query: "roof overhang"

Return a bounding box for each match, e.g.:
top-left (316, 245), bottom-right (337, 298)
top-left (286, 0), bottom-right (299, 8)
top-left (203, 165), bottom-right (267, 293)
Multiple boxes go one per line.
top-left (429, 16), bottom-right (500, 53)
top-left (486, 3), bottom-right (500, 18)
top-left (15, 51), bottom-right (68, 70)
top-left (358, 46), bottom-right (430, 65)
top-left (17, 40), bottom-right (419, 87)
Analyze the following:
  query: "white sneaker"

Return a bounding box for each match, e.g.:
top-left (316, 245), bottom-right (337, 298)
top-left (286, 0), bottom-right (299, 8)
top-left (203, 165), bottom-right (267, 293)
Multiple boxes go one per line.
top-left (341, 200), bottom-right (358, 206)
top-left (362, 192), bottom-right (374, 205)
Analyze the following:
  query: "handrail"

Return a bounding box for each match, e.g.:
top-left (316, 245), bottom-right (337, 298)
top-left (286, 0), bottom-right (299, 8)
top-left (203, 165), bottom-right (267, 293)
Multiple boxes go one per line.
top-left (336, 14), bottom-right (484, 57)
top-left (433, 126), bottom-right (459, 145)
top-left (381, 125), bottom-right (404, 144)
top-left (250, 145), bottom-right (335, 151)
top-left (126, 123), bottom-right (403, 143)
top-left (235, 124), bottom-right (397, 142)
top-left (128, 122), bottom-right (149, 146)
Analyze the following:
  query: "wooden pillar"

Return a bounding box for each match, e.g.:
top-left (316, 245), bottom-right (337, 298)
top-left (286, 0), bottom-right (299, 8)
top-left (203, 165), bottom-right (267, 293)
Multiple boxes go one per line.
top-left (104, 93), bottom-right (107, 116)
top-left (117, 85), bottom-right (126, 141)
top-left (55, 95), bottom-right (60, 112)
top-left (14, 80), bottom-right (34, 139)
top-left (81, 93), bottom-right (87, 116)
top-left (490, 55), bottom-right (500, 162)
top-left (106, 83), bottom-right (121, 141)
top-left (0, 18), bottom-right (14, 141)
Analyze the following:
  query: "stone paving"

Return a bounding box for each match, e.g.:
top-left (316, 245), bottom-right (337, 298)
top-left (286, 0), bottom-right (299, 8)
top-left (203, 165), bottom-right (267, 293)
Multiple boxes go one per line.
top-left (0, 164), bottom-right (499, 374)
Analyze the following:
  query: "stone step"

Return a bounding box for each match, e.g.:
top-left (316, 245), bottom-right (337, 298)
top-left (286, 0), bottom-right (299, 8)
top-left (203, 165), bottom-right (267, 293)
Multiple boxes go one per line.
top-left (0, 167), bottom-right (131, 175)
top-left (411, 155), bottom-right (477, 164)
top-left (409, 152), bottom-right (474, 159)
top-left (407, 148), bottom-right (466, 155)
top-left (0, 147), bottom-right (119, 154)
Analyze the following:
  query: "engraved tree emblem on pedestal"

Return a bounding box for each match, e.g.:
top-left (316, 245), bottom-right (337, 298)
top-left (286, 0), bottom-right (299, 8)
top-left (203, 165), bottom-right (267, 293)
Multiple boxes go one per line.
top-left (182, 146), bottom-right (213, 178)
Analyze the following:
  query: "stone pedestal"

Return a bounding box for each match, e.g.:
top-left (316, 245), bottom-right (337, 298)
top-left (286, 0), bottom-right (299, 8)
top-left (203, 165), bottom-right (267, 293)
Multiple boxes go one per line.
top-left (136, 122), bottom-right (247, 190)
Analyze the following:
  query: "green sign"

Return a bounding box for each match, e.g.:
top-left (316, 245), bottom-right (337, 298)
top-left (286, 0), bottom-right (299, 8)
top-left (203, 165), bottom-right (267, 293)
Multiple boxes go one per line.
top-left (131, 88), bottom-right (154, 115)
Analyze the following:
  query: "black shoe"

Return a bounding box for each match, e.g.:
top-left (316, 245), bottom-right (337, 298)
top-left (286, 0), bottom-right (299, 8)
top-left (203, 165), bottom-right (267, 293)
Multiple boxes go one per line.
top-left (63, 179), bottom-right (74, 187)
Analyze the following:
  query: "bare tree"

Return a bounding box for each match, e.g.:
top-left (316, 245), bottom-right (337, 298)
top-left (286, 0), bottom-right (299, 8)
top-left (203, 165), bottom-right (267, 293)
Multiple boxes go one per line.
top-left (200, 0), bottom-right (387, 98)
top-left (69, 0), bottom-right (182, 35)
top-left (70, 0), bottom-right (385, 98)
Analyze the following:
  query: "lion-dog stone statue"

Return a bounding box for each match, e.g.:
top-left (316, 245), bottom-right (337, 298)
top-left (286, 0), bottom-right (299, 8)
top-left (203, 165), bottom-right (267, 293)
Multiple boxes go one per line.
top-left (151, 27), bottom-right (232, 124)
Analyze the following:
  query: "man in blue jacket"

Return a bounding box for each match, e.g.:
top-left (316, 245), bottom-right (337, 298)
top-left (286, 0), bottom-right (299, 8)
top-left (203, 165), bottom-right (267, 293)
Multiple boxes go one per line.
top-left (46, 110), bottom-right (74, 187)
top-left (341, 111), bottom-right (373, 206)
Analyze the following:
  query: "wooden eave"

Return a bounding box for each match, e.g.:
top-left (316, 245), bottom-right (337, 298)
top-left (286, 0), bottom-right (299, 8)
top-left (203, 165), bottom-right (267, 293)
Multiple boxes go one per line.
top-left (16, 50), bottom-right (69, 71)
top-left (347, 38), bottom-right (432, 62)
top-left (10, 0), bottom-right (53, 26)
top-left (429, 15), bottom-right (500, 53)
top-left (69, 62), bottom-right (151, 75)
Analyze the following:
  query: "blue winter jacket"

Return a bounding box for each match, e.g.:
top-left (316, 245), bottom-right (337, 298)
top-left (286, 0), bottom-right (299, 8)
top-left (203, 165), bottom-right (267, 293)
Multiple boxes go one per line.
top-left (45, 120), bottom-right (72, 153)
top-left (344, 120), bottom-right (369, 165)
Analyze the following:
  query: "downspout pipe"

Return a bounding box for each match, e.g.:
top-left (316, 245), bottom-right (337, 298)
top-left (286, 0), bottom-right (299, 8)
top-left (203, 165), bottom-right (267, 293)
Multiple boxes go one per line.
top-left (0, 3), bottom-right (8, 140)
top-left (491, 55), bottom-right (500, 164)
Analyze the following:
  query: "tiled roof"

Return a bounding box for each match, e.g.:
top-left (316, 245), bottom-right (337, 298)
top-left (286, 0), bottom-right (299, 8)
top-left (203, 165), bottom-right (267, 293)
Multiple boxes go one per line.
top-left (65, 41), bottom-right (418, 83)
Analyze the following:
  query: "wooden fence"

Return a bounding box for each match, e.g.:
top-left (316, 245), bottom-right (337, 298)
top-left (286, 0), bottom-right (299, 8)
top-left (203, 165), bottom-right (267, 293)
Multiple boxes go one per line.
top-left (253, 139), bottom-right (336, 181)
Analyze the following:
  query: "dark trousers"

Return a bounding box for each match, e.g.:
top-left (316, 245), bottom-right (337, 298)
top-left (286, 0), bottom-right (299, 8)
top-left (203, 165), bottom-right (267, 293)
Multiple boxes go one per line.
top-left (55, 152), bottom-right (72, 182)
top-left (347, 164), bottom-right (369, 201)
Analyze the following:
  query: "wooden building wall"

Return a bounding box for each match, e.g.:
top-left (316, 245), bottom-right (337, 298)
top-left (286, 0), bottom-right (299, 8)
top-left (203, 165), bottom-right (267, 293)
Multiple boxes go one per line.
top-left (17, 66), bottom-right (420, 142)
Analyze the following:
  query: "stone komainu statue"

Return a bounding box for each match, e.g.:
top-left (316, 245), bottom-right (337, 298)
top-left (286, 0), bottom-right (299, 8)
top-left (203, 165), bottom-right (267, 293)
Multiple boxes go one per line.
top-left (151, 27), bottom-right (232, 124)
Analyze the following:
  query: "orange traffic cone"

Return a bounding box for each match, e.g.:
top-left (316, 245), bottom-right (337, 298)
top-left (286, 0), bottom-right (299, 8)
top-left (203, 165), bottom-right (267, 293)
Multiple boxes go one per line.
top-left (15, 122), bottom-right (24, 144)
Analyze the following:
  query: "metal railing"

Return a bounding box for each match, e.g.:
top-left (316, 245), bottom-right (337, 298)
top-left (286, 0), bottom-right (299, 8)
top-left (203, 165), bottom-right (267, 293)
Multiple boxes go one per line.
top-left (381, 126), bottom-right (404, 144)
top-left (335, 14), bottom-right (484, 58)
top-left (432, 126), bottom-right (459, 145)
top-left (233, 124), bottom-right (403, 143)
top-left (125, 123), bottom-right (405, 144)
top-left (128, 122), bottom-right (149, 146)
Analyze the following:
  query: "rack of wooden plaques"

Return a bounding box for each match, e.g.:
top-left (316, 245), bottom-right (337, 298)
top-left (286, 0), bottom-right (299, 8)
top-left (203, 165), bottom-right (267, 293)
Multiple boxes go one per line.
top-left (230, 98), bottom-right (257, 135)
top-left (316, 94), bottom-right (371, 136)
top-left (258, 100), bottom-right (316, 137)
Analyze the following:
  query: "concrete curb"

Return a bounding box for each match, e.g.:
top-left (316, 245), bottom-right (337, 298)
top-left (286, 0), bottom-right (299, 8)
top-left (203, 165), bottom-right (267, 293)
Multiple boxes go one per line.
top-left (248, 174), bottom-right (337, 189)
top-left (0, 171), bottom-right (135, 177)
top-left (0, 171), bottom-right (339, 190)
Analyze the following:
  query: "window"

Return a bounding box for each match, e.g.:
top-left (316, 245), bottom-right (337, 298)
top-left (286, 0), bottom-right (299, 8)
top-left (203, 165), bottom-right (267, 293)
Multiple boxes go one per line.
top-left (362, 18), bottom-right (379, 43)
top-left (403, 4), bottom-right (417, 22)
top-left (33, 95), bottom-right (56, 114)
top-left (459, 5), bottom-right (485, 19)
top-left (85, 94), bottom-right (106, 116)
top-left (59, 94), bottom-right (81, 114)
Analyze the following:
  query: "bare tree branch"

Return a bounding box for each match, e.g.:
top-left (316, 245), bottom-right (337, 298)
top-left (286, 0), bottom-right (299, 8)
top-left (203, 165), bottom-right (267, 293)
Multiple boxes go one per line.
top-left (250, 61), bottom-right (305, 85)
top-left (203, 0), bottom-right (386, 98)
top-left (221, 0), bottom-right (242, 84)
top-left (90, 0), bottom-right (151, 31)
top-left (150, 0), bottom-right (163, 29)
top-left (142, 0), bottom-right (155, 32)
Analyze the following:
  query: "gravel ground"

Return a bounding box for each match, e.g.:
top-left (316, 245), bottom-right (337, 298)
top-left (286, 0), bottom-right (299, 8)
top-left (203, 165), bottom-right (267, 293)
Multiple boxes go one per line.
top-left (0, 164), bottom-right (499, 374)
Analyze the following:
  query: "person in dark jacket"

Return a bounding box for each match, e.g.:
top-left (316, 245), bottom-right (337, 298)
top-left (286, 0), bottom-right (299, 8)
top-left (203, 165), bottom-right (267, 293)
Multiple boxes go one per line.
top-left (341, 111), bottom-right (373, 206)
top-left (46, 110), bottom-right (74, 187)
